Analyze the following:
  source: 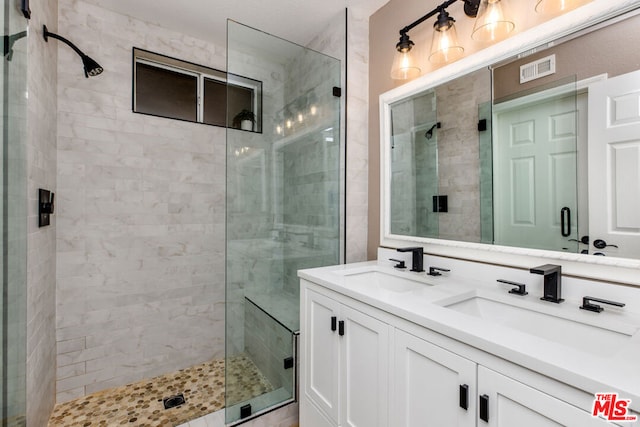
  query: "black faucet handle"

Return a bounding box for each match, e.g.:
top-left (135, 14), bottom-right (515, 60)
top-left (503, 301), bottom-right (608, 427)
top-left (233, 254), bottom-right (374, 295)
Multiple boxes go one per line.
top-left (497, 279), bottom-right (528, 296)
top-left (428, 266), bottom-right (450, 276)
top-left (580, 296), bottom-right (625, 313)
top-left (389, 258), bottom-right (406, 269)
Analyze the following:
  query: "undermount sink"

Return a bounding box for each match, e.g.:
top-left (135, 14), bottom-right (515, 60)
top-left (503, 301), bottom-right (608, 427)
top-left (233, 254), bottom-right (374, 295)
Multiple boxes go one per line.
top-left (444, 296), bottom-right (638, 357)
top-left (338, 269), bottom-right (431, 292)
top-left (329, 266), bottom-right (454, 302)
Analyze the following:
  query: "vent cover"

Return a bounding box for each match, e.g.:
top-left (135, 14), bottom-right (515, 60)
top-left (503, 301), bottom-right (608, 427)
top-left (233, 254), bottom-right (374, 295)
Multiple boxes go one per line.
top-left (520, 54), bottom-right (556, 84)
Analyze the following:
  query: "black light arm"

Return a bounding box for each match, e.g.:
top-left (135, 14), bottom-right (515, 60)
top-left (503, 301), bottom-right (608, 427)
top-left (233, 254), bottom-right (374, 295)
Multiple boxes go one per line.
top-left (43, 25), bottom-right (103, 78)
top-left (396, 0), bottom-right (480, 50)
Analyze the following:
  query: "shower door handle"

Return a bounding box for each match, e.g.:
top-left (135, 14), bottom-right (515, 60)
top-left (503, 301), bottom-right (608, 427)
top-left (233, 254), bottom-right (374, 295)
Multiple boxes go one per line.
top-left (560, 207), bottom-right (571, 237)
top-left (330, 316), bottom-right (337, 332)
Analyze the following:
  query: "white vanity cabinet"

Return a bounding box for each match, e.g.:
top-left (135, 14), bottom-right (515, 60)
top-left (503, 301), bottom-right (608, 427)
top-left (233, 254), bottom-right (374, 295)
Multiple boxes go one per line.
top-left (479, 367), bottom-right (616, 426)
top-left (392, 329), bottom-right (477, 426)
top-left (302, 286), bottom-right (391, 427)
top-left (300, 278), bottom-right (630, 427)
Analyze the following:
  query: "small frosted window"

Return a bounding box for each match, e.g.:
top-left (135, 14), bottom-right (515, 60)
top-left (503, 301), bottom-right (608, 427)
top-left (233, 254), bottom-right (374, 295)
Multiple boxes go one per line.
top-left (135, 63), bottom-right (197, 122)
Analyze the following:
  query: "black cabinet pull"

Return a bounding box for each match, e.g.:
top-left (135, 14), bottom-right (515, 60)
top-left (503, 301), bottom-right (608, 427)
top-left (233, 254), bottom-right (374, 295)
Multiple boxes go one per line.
top-left (479, 394), bottom-right (489, 422)
top-left (561, 207), bottom-right (571, 237)
top-left (331, 316), bottom-right (337, 332)
top-left (338, 320), bottom-right (345, 336)
top-left (459, 384), bottom-right (469, 410)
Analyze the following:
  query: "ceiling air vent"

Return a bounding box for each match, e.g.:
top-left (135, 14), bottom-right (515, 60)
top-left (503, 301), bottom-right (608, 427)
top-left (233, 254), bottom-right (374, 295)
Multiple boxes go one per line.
top-left (520, 54), bottom-right (556, 84)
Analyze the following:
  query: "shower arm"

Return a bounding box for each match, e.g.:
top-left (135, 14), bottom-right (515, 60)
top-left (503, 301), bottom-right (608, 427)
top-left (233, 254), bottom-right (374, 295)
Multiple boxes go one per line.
top-left (43, 25), bottom-right (85, 59)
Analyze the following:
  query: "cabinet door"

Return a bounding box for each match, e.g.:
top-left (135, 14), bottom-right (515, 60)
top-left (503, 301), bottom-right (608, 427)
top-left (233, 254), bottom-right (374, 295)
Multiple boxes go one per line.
top-left (304, 288), bottom-right (341, 424)
top-left (392, 330), bottom-right (476, 427)
top-left (479, 366), bottom-right (617, 426)
top-left (340, 304), bottom-right (391, 427)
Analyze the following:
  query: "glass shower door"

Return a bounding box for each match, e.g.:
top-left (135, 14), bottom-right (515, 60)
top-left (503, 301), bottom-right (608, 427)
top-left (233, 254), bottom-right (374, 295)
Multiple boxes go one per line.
top-left (225, 21), bottom-right (341, 424)
top-left (389, 90), bottom-right (440, 238)
top-left (1, 0), bottom-right (28, 424)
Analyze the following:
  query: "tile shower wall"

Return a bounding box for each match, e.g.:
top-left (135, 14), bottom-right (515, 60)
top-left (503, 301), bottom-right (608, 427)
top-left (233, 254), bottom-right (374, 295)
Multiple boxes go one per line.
top-left (26, 0), bottom-right (59, 424)
top-left (434, 68), bottom-right (490, 242)
top-left (55, 0), bottom-right (225, 402)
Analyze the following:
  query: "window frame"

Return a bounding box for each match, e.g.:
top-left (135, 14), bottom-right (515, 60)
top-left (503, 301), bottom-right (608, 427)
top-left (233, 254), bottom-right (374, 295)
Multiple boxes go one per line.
top-left (132, 47), bottom-right (262, 132)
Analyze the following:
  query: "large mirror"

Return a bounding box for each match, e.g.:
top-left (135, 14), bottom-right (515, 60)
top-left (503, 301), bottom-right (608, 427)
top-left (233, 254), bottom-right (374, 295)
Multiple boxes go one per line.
top-left (381, 2), bottom-right (640, 274)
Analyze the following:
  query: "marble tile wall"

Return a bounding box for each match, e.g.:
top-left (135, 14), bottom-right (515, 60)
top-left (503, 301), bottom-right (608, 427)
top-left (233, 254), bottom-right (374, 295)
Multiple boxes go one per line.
top-left (344, 9), bottom-right (370, 263)
top-left (26, 0), bottom-right (59, 424)
top-left (55, 0), bottom-right (226, 403)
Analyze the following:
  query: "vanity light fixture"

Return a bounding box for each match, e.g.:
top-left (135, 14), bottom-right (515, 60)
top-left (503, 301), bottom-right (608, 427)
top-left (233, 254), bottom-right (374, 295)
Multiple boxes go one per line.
top-left (391, 0), bottom-right (481, 79)
top-left (471, 0), bottom-right (515, 42)
top-left (43, 25), bottom-right (103, 78)
top-left (390, 32), bottom-right (421, 80)
top-left (429, 8), bottom-right (465, 65)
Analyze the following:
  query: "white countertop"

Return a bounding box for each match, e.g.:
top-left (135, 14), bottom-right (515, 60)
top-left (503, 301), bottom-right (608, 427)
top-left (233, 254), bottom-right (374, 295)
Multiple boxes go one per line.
top-left (299, 261), bottom-right (640, 411)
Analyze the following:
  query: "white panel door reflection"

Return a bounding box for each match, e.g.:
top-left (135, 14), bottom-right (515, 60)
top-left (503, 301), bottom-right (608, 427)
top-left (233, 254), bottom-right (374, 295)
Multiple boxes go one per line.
top-left (493, 93), bottom-right (579, 252)
top-left (589, 69), bottom-right (640, 258)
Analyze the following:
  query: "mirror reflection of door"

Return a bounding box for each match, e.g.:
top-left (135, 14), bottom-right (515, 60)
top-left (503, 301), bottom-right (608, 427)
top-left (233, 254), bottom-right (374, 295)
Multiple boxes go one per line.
top-left (493, 87), bottom-right (580, 252)
top-left (588, 69), bottom-right (640, 258)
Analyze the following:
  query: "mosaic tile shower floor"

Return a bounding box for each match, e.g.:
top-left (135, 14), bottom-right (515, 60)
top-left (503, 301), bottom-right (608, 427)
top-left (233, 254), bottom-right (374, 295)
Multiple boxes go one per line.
top-left (48, 355), bottom-right (273, 427)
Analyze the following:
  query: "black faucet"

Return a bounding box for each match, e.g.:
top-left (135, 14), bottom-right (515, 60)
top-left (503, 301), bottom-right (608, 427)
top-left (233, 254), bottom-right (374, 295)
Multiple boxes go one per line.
top-left (397, 247), bottom-right (424, 272)
top-left (530, 264), bottom-right (564, 303)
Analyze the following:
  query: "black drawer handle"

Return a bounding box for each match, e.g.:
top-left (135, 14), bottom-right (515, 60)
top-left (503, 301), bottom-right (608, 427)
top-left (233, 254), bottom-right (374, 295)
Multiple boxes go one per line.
top-left (459, 384), bottom-right (469, 410)
top-left (480, 394), bottom-right (489, 422)
top-left (331, 316), bottom-right (337, 332)
top-left (338, 320), bottom-right (345, 336)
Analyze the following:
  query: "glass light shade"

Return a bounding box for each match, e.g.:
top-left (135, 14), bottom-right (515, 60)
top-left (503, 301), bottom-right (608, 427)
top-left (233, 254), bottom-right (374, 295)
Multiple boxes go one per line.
top-left (535, 0), bottom-right (589, 14)
top-left (390, 49), bottom-right (421, 80)
top-left (472, 0), bottom-right (515, 42)
top-left (429, 23), bottom-right (464, 64)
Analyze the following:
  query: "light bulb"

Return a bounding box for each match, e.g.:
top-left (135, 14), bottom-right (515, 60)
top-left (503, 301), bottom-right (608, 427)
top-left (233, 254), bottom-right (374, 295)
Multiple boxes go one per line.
top-left (472, 0), bottom-right (515, 42)
top-left (429, 10), bottom-right (464, 64)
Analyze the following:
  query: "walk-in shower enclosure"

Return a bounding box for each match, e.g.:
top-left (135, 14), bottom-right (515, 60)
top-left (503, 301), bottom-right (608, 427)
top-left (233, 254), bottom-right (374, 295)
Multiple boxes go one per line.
top-left (1, 0), bottom-right (28, 424)
top-left (225, 22), bottom-right (342, 424)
